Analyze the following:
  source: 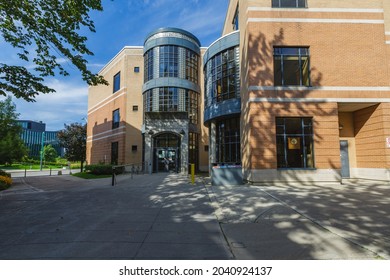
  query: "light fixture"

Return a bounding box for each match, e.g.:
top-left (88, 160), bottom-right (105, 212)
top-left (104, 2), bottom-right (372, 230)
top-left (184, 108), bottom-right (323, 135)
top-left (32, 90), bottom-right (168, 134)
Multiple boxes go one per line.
top-left (339, 123), bottom-right (344, 130)
top-left (180, 129), bottom-right (185, 135)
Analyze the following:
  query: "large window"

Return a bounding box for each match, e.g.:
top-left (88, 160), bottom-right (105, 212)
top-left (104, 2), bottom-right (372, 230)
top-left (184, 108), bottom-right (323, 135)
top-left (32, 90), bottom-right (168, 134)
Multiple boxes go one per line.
top-left (144, 88), bottom-right (199, 122)
top-left (111, 142), bottom-right (119, 165)
top-left (159, 87), bottom-right (179, 112)
top-left (113, 72), bottom-right (120, 93)
top-left (187, 90), bottom-right (199, 124)
top-left (206, 47), bottom-right (238, 106)
top-left (185, 49), bottom-right (199, 83)
top-left (274, 47), bottom-right (310, 86)
top-left (276, 117), bottom-right (314, 168)
top-left (112, 109), bottom-right (120, 129)
top-left (159, 45), bottom-right (178, 78)
top-left (272, 0), bottom-right (307, 8)
top-left (232, 5), bottom-right (239, 31)
top-left (216, 117), bottom-right (241, 164)
top-left (144, 49), bottom-right (154, 82)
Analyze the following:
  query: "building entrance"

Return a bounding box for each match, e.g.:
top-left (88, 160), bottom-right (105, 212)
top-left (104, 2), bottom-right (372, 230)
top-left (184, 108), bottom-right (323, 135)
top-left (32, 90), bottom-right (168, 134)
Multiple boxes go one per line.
top-left (153, 133), bottom-right (181, 173)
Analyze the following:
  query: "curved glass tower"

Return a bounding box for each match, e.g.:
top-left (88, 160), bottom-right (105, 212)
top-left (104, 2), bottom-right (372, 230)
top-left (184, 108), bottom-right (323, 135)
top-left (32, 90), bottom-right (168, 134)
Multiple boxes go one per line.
top-left (143, 28), bottom-right (201, 173)
top-left (203, 31), bottom-right (241, 171)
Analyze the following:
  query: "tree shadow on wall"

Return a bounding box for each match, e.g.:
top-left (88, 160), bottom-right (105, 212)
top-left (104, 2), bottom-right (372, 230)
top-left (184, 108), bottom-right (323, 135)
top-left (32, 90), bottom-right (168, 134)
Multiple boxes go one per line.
top-left (241, 28), bottom-right (339, 183)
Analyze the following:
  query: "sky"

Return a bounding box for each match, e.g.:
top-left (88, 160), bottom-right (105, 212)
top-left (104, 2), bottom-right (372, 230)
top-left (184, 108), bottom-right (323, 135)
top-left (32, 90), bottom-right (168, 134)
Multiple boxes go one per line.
top-left (0, 0), bottom-right (229, 131)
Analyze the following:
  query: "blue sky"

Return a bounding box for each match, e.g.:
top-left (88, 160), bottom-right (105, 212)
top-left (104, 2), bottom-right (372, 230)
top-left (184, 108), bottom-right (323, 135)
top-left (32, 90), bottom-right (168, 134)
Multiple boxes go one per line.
top-left (0, 0), bottom-right (229, 131)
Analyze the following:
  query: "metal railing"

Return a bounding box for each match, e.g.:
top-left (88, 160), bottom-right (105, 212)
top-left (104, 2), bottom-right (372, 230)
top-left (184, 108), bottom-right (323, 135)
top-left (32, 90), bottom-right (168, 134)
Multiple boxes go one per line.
top-left (112, 163), bottom-right (145, 186)
top-left (6, 168), bottom-right (78, 178)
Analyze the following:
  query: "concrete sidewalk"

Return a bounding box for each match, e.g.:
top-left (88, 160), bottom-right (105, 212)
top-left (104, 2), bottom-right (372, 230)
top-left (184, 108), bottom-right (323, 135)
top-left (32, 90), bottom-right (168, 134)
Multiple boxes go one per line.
top-left (0, 173), bottom-right (389, 259)
top-left (0, 173), bottom-right (232, 260)
top-left (206, 180), bottom-right (389, 259)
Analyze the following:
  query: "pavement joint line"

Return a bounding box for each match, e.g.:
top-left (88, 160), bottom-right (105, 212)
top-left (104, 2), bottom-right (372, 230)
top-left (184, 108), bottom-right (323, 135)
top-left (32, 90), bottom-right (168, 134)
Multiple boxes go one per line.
top-left (133, 203), bottom-right (165, 259)
top-left (256, 186), bottom-right (387, 260)
top-left (199, 177), bottom-right (236, 260)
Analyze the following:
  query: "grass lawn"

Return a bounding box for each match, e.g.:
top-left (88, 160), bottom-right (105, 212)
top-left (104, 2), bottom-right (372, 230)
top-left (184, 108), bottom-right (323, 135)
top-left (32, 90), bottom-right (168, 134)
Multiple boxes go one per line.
top-left (72, 172), bottom-right (112, 179)
top-left (0, 164), bottom-right (65, 170)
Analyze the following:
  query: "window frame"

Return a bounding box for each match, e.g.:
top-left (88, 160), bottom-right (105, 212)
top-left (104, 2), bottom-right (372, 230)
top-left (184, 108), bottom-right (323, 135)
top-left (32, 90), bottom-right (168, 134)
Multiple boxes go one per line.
top-left (215, 117), bottom-right (241, 164)
top-left (113, 72), bottom-right (121, 93)
top-left (276, 117), bottom-right (315, 169)
top-left (272, 0), bottom-right (307, 8)
top-left (273, 47), bottom-right (310, 87)
top-left (111, 141), bottom-right (119, 165)
top-left (112, 109), bottom-right (120, 129)
top-left (232, 5), bottom-right (239, 31)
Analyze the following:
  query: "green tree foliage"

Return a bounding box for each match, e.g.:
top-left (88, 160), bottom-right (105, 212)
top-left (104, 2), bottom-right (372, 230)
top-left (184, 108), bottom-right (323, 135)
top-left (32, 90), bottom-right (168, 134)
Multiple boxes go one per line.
top-left (0, 97), bottom-right (27, 164)
top-left (57, 123), bottom-right (86, 172)
top-left (43, 144), bottom-right (58, 163)
top-left (0, 0), bottom-right (108, 102)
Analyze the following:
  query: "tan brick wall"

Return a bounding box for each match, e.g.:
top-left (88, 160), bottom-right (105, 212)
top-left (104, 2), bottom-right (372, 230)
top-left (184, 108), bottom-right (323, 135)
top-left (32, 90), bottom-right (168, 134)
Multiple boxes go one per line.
top-left (123, 49), bottom-right (144, 165)
top-left (246, 21), bottom-right (388, 89)
top-left (87, 92), bottom-right (127, 165)
top-left (231, 0), bottom-right (390, 179)
top-left (87, 47), bottom-right (143, 165)
top-left (354, 104), bottom-right (390, 169)
top-left (247, 102), bottom-right (340, 170)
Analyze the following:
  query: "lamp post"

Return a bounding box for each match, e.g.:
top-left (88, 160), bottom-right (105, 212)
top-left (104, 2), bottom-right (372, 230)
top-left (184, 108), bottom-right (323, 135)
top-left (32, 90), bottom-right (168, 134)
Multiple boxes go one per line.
top-left (39, 132), bottom-right (45, 171)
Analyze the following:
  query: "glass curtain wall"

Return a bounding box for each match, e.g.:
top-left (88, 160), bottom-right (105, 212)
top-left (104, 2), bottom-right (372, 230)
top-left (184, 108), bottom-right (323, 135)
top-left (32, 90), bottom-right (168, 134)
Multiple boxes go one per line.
top-left (205, 46), bottom-right (239, 107)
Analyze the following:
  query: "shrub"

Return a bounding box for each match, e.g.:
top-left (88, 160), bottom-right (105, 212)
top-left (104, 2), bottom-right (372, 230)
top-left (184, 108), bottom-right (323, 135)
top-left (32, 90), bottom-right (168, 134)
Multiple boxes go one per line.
top-left (0, 175), bottom-right (12, 191)
top-left (85, 164), bottom-right (114, 175)
top-left (0, 169), bottom-right (11, 178)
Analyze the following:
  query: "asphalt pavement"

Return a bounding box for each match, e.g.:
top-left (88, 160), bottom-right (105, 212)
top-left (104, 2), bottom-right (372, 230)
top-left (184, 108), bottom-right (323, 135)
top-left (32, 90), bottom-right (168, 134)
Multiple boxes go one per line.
top-left (0, 173), bottom-right (389, 260)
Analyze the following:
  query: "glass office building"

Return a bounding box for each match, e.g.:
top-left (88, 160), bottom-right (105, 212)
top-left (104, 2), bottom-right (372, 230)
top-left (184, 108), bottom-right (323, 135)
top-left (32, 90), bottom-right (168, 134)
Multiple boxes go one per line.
top-left (18, 120), bottom-right (64, 159)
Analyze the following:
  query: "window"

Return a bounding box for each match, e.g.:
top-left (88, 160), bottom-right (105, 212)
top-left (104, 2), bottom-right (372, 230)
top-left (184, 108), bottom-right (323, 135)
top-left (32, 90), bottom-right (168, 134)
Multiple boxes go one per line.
top-left (204, 145), bottom-right (209, 152)
top-left (132, 145), bottom-right (137, 151)
top-left (113, 72), bottom-right (120, 93)
top-left (159, 45), bottom-right (178, 78)
top-left (134, 67), bottom-right (140, 73)
top-left (274, 47), bottom-right (310, 86)
top-left (185, 49), bottom-right (199, 83)
top-left (216, 117), bottom-right (241, 164)
top-left (144, 49), bottom-right (154, 82)
top-left (112, 109), bottom-right (120, 129)
top-left (272, 0), bottom-right (307, 8)
top-left (187, 90), bottom-right (199, 124)
top-left (206, 47), bottom-right (238, 106)
top-left (133, 105), bottom-right (138, 111)
top-left (111, 142), bottom-right (119, 165)
top-left (159, 87), bottom-right (179, 112)
top-left (276, 117), bottom-right (314, 168)
top-left (232, 5), bottom-right (239, 31)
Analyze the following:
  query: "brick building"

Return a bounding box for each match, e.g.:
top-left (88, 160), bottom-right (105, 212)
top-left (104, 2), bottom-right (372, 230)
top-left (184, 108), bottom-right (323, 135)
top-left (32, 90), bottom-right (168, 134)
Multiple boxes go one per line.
top-left (87, 0), bottom-right (390, 183)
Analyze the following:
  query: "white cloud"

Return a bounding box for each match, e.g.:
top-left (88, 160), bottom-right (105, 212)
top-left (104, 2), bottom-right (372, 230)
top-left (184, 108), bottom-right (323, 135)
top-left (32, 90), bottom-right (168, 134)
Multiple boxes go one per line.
top-left (12, 78), bottom-right (88, 131)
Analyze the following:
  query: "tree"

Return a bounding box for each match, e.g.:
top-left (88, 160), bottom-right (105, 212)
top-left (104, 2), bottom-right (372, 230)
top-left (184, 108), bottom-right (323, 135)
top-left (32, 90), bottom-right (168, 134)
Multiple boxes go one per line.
top-left (0, 96), bottom-right (27, 164)
top-left (0, 0), bottom-right (108, 102)
top-left (43, 144), bottom-right (57, 163)
top-left (57, 123), bottom-right (86, 172)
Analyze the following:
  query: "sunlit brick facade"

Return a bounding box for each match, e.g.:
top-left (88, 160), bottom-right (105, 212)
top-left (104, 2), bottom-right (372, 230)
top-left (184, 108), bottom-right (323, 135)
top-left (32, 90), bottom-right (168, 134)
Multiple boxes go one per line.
top-left (87, 0), bottom-right (390, 183)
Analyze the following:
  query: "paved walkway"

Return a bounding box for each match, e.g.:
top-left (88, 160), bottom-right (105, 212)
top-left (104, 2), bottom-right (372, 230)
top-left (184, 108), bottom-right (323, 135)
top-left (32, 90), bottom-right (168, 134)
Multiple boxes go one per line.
top-left (0, 173), bottom-right (389, 259)
top-left (207, 181), bottom-right (389, 259)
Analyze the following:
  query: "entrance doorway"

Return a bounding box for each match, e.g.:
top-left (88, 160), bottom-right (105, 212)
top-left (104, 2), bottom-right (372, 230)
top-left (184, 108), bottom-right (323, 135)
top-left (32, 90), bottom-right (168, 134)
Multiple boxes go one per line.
top-left (155, 148), bottom-right (179, 172)
top-left (153, 133), bottom-right (181, 173)
top-left (340, 140), bottom-right (350, 178)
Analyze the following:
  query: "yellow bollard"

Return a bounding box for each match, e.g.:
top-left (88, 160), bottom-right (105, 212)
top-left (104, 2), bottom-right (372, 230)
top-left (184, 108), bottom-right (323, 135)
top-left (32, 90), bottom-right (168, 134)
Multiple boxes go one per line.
top-left (191, 163), bottom-right (195, 185)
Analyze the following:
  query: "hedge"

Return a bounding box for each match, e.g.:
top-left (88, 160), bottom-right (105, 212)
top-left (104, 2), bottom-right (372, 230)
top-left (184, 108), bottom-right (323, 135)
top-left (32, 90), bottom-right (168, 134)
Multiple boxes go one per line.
top-left (85, 164), bottom-right (112, 175)
top-left (0, 170), bottom-right (12, 191)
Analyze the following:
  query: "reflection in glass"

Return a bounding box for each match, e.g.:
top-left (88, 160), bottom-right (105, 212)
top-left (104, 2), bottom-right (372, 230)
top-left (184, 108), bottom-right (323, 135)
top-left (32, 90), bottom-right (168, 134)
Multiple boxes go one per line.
top-left (276, 117), bottom-right (314, 168)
